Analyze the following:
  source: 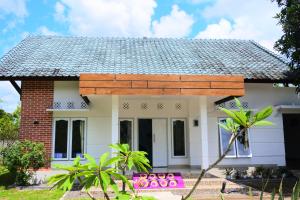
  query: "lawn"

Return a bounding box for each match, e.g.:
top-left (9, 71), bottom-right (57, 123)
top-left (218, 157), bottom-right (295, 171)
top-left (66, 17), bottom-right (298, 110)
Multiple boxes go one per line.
top-left (0, 165), bottom-right (65, 200)
top-left (0, 189), bottom-right (64, 200)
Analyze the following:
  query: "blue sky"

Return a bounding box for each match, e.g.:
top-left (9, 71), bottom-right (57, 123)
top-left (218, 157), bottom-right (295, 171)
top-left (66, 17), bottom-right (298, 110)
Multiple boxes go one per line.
top-left (0, 0), bottom-right (283, 112)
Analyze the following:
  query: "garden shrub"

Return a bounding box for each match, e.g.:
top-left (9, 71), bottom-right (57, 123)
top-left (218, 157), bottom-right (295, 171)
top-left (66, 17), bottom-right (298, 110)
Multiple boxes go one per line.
top-left (1, 140), bottom-right (46, 186)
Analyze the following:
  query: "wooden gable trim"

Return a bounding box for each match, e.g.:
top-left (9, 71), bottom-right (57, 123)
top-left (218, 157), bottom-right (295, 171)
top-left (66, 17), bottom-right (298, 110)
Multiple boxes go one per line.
top-left (79, 73), bottom-right (245, 96)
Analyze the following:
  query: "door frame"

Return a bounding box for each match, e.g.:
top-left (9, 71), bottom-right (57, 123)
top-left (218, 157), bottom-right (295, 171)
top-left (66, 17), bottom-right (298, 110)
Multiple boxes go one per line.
top-left (137, 118), bottom-right (169, 167)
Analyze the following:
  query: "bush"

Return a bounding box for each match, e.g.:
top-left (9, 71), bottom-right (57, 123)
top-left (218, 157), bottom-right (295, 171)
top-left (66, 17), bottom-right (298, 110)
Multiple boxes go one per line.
top-left (1, 140), bottom-right (46, 186)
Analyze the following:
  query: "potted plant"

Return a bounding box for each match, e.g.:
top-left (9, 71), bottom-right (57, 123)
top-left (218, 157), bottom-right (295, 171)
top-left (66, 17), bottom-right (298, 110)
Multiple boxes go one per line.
top-left (224, 168), bottom-right (233, 179)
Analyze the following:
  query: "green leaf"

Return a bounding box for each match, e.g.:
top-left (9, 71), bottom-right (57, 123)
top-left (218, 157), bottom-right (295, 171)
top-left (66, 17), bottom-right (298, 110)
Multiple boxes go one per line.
top-left (255, 106), bottom-right (273, 121)
top-left (270, 189), bottom-right (276, 200)
top-left (218, 123), bottom-right (231, 132)
top-left (292, 181), bottom-right (300, 200)
top-left (103, 156), bottom-right (119, 168)
top-left (253, 120), bottom-right (273, 127)
top-left (84, 154), bottom-right (97, 167)
top-left (99, 152), bottom-right (110, 168)
top-left (100, 171), bottom-right (110, 192)
top-left (234, 98), bottom-right (242, 109)
top-left (220, 108), bottom-right (243, 125)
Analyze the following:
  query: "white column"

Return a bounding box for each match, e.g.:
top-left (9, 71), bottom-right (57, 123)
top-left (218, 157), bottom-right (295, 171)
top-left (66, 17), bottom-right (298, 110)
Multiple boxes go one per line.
top-left (111, 95), bottom-right (119, 153)
top-left (200, 96), bottom-right (209, 169)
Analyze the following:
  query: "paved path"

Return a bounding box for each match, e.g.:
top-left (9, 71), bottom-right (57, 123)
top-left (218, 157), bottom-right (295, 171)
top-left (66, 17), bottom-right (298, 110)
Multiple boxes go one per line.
top-left (140, 192), bottom-right (182, 200)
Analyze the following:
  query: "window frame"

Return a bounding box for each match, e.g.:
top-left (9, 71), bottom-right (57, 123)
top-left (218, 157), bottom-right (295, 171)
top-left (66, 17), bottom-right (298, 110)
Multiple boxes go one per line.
top-left (171, 118), bottom-right (187, 158)
top-left (119, 118), bottom-right (134, 150)
top-left (52, 118), bottom-right (87, 161)
top-left (218, 118), bottom-right (252, 158)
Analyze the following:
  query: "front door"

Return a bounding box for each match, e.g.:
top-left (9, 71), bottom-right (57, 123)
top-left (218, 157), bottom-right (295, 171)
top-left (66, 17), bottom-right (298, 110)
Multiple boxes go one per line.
top-left (138, 119), bottom-right (153, 165)
top-left (138, 119), bottom-right (167, 167)
top-left (152, 119), bottom-right (167, 167)
top-left (283, 114), bottom-right (300, 169)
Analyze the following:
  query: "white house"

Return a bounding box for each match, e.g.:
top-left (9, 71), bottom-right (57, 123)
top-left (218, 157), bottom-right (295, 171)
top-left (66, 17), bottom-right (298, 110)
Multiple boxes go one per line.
top-left (0, 36), bottom-right (299, 169)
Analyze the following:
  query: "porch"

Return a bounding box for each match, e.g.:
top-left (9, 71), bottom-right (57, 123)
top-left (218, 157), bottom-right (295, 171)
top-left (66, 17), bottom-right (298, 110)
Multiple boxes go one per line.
top-left (51, 73), bottom-right (245, 168)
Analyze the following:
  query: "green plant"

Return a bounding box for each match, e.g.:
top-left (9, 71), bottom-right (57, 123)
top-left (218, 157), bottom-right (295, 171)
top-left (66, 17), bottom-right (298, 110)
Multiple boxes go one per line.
top-left (48, 146), bottom-right (154, 200)
top-left (259, 179), bottom-right (300, 200)
top-left (1, 140), bottom-right (46, 186)
top-left (182, 98), bottom-right (273, 200)
top-left (0, 106), bottom-right (20, 149)
top-left (223, 168), bottom-right (233, 178)
top-left (110, 143), bottom-right (151, 192)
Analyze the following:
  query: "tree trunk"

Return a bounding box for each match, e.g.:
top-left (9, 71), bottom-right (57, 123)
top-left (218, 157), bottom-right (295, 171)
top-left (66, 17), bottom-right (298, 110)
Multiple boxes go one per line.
top-left (122, 169), bottom-right (126, 192)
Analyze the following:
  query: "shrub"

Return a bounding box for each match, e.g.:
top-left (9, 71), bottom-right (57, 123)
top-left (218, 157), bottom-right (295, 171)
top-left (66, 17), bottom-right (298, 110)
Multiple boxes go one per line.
top-left (1, 140), bottom-right (46, 186)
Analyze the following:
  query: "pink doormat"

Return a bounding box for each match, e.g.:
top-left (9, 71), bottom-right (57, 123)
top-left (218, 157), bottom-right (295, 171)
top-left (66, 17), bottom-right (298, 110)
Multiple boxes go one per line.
top-left (133, 172), bottom-right (185, 189)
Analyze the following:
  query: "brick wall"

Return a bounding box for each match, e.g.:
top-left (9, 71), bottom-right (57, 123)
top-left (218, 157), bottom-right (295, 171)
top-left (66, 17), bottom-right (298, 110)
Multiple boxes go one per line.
top-left (20, 80), bottom-right (53, 166)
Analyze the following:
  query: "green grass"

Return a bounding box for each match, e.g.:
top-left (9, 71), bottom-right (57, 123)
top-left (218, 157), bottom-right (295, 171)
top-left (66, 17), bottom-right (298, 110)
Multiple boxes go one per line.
top-left (0, 189), bottom-right (65, 200)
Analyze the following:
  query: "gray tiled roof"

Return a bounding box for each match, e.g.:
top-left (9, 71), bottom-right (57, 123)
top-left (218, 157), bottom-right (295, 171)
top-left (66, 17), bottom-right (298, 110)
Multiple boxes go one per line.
top-left (0, 36), bottom-right (288, 80)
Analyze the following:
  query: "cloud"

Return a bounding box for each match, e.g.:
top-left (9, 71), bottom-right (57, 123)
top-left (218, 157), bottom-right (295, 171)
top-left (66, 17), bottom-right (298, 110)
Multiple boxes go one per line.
top-left (59, 0), bottom-right (157, 37)
top-left (0, 81), bottom-right (20, 113)
top-left (56, 1), bottom-right (193, 38)
top-left (37, 26), bottom-right (59, 36)
top-left (54, 1), bottom-right (67, 22)
top-left (196, 0), bottom-right (282, 50)
top-left (152, 5), bottom-right (194, 38)
top-left (0, 0), bottom-right (28, 18)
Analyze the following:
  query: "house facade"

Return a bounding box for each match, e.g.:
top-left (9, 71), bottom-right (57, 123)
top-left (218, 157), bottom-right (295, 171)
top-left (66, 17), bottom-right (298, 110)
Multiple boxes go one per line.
top-left (1, 36), bottom-right (299, 169)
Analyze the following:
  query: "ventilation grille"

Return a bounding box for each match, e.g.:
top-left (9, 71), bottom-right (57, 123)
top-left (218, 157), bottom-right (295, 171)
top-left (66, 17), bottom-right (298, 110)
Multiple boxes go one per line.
top-left (51, 100), bottom-right (89, 110)
top-left (122, 102), bottom-right (130, 110)
top-left (141, 103), bottom-right (148, 110)
top-left (217, 101), bottom-right (249, 110)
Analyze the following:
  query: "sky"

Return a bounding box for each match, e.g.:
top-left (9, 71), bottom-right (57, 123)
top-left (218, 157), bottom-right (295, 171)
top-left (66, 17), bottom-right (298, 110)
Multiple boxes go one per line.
top-left (0, 0), bottom-right (283, 113)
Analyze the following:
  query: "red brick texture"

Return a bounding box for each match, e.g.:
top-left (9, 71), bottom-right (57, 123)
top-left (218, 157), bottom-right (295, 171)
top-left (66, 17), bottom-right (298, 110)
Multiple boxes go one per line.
top-left (20, 80), bottom-right (53, 167)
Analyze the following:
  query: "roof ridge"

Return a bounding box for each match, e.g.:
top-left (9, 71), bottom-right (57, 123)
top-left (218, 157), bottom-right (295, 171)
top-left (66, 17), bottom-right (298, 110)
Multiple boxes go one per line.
top-left (30, 35), bottom-right (253, 42)
top-left (249, 40), bottom-right (288, 65)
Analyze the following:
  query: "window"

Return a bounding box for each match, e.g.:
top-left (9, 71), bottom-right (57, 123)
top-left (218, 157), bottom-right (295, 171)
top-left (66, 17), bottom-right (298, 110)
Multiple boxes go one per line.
top-left (119, 119), bottom-right (133, 149)
top-left (172, 119), bottom-right (186, 157)
top-left (219, 118), bottom-right (252, 158)
top-left (53, 118), bottom-right (86, 160)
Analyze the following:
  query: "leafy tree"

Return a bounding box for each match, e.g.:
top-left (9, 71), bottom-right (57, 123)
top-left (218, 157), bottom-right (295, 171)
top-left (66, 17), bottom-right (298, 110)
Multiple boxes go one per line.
top-left (273, 0), bottom-right (300, 93)
top-left (1, 140), bottom-right (46, 185)
top-left (110, 143), bottom-right (151, 192)
top-left (182, 98), bottom-right (273, 200)
top-left (0, 105), bottom-right (20, 147)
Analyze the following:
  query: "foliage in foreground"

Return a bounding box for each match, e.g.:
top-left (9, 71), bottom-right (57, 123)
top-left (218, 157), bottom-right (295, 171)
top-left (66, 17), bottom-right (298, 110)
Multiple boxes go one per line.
top-left (182, 98), bottom-right (274, 200)
top-left (258, 179), bottom-right (300, 200)
top-left (110, 143), bottom-right (151, 192)
top-left (1, 140), bottom-right (46, 186)
top-left (48, 145), bottom-right (152, 200)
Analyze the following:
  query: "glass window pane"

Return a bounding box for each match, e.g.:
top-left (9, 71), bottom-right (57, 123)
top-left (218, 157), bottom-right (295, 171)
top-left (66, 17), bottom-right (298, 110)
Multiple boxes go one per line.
top-left (120, 120), bottom-right (132, 149)
top-left (236, 130), bottom-right (251, 157)
top-left (219, 119), bottom-right (236, 157)
top-left (173, 120), bottom-right (185, 156)
top-left (54, 120), bottom-right (68, 159)
top-left (71, 120), bottom-right (85, 158)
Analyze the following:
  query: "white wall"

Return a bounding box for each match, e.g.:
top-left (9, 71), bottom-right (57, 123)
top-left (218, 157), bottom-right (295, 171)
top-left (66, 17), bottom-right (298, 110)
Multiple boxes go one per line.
top-left (52, 81), bottom-right (113, 166)
top-left (207, 83), bottom-right (300, 167)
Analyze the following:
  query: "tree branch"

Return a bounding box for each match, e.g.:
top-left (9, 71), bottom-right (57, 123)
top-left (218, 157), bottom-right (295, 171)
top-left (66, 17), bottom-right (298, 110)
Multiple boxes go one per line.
top-left (182, 128), bottom-right (245, 200)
